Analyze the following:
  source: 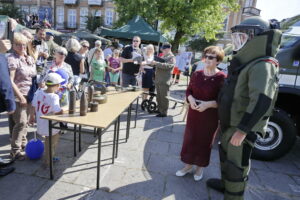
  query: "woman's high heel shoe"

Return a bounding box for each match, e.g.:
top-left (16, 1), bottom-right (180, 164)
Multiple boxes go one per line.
top-left (175, 167), bottom-right (193, 177)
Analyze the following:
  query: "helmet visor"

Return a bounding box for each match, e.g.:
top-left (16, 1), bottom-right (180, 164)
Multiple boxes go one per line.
top-left (231, 32), bottom-right (249, 51)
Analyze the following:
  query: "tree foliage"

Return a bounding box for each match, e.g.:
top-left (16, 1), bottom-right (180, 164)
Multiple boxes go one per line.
top-left (0, 4), bottom-right (23, 21)
top-left (188, 32), bottom-right (225, 52)
top-left (86, 14), bottom-right (103, 33)
top-left (114, 0), bottom-right (239, 50)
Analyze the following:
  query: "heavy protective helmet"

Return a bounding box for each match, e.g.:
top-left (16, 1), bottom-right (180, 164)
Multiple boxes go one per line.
top-left (231, 16), bottom-right (272, 51)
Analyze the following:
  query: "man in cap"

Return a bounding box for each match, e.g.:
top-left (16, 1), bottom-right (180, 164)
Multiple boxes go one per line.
top-left (46, 32), bottom-right (59, 61)
top-left (151, 42), bottom-right (176, 117)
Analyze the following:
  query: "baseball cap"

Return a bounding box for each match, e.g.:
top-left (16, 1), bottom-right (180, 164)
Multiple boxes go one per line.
top-left (46, 32), bottom-right (54, 37)
top-left (45, 73), bottom-right (65, 86)
top-left (161, 43), bottom-right (172, 49)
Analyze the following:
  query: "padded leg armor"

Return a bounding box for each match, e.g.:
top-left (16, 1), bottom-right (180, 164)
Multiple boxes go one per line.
top-left (219, 127), bottom-right (257, 200)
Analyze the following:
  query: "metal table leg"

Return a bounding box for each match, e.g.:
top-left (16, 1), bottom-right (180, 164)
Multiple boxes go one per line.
top-left (134, 98), bottom-right (139, 128)
top-left (96, 128), bottom-right (102, 190)
top-left (74, 125), bottom-right (77, 157)
top-left (94, 127), bottom-right (96, 137)
top-left (112, 119), bottom-right (117, 164)
top-left (49, 120), bottom-right (53, 180)
top-left (126, 103), bottom-right (132, 142)
top-left (115, 116), bottom-right (120, 158)
top-left (79, 125), bottom-right (82, 152)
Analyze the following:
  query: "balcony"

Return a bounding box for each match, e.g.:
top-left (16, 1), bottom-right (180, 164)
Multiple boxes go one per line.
top-left (64, 0), bottom-right (77, 5)
top-left (88, 0), bottom-right (102, 6)
top-left (242, 7), bottom-right (261, 16)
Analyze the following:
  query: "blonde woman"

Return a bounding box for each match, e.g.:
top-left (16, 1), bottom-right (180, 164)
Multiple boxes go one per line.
top-left (7, 32), bottom-right (37, 160)
top-left (141, 44), bottom-right (155, 100)
top-left (90, 47), bottom-right (107, 82)
top-left (108, 49), bottom-right (122, 85)
top-left (65, 38), bottom-right (85, 76)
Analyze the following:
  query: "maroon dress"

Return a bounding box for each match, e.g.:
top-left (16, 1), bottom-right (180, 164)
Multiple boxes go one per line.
top-left (180, 70), bottom-right (226, 167)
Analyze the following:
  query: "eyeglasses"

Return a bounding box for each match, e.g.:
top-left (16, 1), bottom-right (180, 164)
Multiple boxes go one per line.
top-left (132, 40), bottom-right (139, 43)
top-left (205, 55), bottom-right (217, 60)
top-left (14, 43), bottom-right (27, 47)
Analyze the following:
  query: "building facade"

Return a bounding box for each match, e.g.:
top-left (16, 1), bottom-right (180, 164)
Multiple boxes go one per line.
top-left (12, 0), bottom-right (117, 31)
top-left (222, 0), bottom-right (260, 41)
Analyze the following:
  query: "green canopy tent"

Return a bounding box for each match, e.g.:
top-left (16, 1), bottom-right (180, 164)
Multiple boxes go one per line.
top-left (59, 30), bottom-right (111, 47)
top-left (99, 16), bottom-right (167, 44)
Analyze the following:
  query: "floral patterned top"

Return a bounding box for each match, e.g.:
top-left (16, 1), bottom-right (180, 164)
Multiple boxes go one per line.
top-left (7, 52), bottom-right (37, 96)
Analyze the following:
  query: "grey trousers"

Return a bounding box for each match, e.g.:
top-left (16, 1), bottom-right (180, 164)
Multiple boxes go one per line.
top-left (155, 83), bottom-right (170, 115)
top-left (11, 102), bottom-right (28, 154)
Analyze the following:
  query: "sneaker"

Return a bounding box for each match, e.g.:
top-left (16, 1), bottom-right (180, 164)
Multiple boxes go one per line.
top-left (206, 178), bottom-right (225, 193)
top-left (10, 151), bottom-right (26, 161)
top-left (175, 167), bottom-right (193, 177)
top-left (0, 167), bottom-right (15, 176)
top-left (0, 158), bottom-right (14, 167)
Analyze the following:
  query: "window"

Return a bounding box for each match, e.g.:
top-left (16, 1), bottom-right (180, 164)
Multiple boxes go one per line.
top-left (223, 15), bottom-right (229, 31)
top-left (105, 9), bottom-right (113, 26)
top-left (57, 7), bottom-right (64, 27)
top-left (245, 0), bottom-right (253, 7)
top-left (21, 6), bottom-right (29, 15)
top-left (80, 7), bottom-right (88, 28)
top-left (68, 9), bottom-right (77, 28)
top-left (30, 6), bottom-right (37, 14)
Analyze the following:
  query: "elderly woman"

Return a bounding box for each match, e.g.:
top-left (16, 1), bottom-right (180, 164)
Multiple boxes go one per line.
top-left (8, 32), bottom-right (37, 160)
top-left (176, 46), bottom-right (226, 181)
top-left (40, 46), bottom-right (74, 107)
top-left (141, 44), bottom-right (155, 100)
top-left (65, 38), bottom-right (85, 85)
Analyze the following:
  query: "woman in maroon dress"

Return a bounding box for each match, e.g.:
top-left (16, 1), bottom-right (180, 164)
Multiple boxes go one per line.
top-left (176, 46), bottom-right (226, 181)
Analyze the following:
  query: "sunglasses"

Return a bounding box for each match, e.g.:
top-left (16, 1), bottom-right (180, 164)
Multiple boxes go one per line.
top-left (82, 45), bottom-right (89, 48)
top-left (205, 55), bottom-right (217, 60)
top-left (132, 40), bottom-right (139, 42)
top-left (57, 52), bottom-right (66, 56)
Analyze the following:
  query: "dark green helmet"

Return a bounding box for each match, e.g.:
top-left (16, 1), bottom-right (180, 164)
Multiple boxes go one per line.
top-left (231, 16), bottom-right (271, 37)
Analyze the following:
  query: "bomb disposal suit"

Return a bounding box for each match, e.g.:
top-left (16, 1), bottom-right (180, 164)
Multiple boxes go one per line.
top-left (208, 17), bottom-right (282, 200)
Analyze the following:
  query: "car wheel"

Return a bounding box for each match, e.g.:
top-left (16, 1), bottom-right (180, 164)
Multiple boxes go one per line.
top-left (252, 109), bottom-right (297, 161)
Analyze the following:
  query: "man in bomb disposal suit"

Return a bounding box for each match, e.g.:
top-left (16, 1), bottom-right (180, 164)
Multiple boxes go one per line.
top-left (206, 16), bottom-right (282, 200)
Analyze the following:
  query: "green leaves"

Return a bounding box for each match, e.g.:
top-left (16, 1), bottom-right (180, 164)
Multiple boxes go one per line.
top-left (114, 0), bottom-right (239, 49)
top-left (0, 4), bottom-right (23, 22)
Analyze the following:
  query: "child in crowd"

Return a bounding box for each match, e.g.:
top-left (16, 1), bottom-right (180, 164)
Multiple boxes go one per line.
top-left (90, 47), bottom-right (107, 82)
top-left (108, 49), bottom-right (122, 86)
top-left (30, 73), bottom-right (64, 165)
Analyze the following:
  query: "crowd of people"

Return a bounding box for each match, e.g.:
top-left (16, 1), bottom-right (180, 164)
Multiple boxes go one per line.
top-left (0, 15), bottom-right (281, 200)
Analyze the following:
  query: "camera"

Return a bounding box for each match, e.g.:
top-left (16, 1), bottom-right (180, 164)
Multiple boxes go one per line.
top-left (32, 40), bottom-right (42, 46)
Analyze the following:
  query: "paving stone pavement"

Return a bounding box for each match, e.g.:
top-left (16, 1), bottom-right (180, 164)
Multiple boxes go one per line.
top-left (0, 83), bottom-right (300, 200)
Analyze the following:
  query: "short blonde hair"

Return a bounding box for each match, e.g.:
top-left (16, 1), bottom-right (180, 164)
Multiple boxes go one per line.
top-left (146, 44), bottom-right (154, 52)
top-left (95, 47), bottom-right (103, 54)
top-left (80, 40), bottom-right (89, 47)
top-left (55, 46), bottom-right (68, 56)
top-left (203, 46), bottom-right (225, 62)
top-left (66, 38), bottom-right (81, 52)
top-left (13, 32), bottom-right (29, 44)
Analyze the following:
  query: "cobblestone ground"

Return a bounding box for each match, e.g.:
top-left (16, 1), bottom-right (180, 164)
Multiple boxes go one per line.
top-left (0, 82), bottom-right (300, 200)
